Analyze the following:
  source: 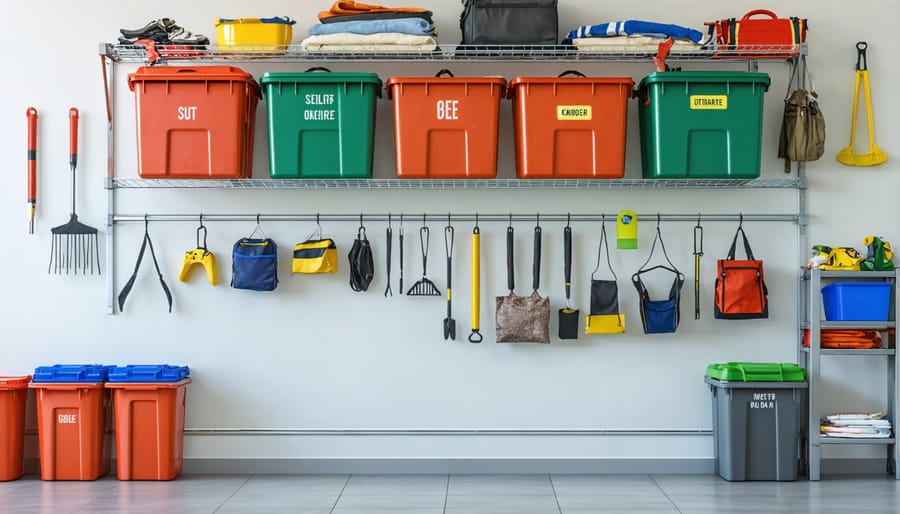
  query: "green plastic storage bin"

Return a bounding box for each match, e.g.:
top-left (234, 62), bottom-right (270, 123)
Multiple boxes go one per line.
top-left (706, 362), bottom-right (806, 382)
top-left (260, 71), bottom-right (382, 178)
top-left (637, 71), bottom-right (770, 179)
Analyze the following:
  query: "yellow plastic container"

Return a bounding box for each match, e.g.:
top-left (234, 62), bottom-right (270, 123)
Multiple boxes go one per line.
top-left (216, 17), bottom-right (295, 51)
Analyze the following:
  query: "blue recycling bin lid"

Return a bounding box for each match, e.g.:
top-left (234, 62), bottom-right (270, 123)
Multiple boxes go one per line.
top-left (32, 364), bottom-right (113, 383)
top-left (107, 365), bottom-right (190, 382)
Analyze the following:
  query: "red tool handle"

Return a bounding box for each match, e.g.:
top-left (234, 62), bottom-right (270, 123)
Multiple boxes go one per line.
top-left (741, 9), bottom-right (778, 21)
top-left (26, 107), bottom-right (37, 202)
top-left (69, 107), bottom-right (78, 169)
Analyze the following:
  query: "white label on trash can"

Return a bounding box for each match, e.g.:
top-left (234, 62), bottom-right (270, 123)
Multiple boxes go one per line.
top-left (304, 94), bottom-right (336, 121)
top-left (750, 392), bottom-right (776, 409)
top-left (436, 100), bottom-right (459, 120)
top-left (58, 414), bottom-right (77, 424)
top-left (177, 106), bottom-right (198, 121)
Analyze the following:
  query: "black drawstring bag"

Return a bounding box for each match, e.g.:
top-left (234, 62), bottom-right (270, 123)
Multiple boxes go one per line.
top-left (558, 225), bottom-right (579, 339)
top-left (631, 224), bottom-right (685, 334)
top-left (586, 222), bottom-right (625, 334)
top-left (348, 226), bottom-right (374, 292)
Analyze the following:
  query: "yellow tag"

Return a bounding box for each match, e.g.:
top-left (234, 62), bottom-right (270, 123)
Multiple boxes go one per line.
top-left (690, 95), bottom-right (728, 110)
top-left (557, 105), bottom-right (592, 120)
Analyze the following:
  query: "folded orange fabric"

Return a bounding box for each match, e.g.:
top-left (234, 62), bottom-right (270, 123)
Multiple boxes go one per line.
top-left (319, 1), bottom-right (428, 19)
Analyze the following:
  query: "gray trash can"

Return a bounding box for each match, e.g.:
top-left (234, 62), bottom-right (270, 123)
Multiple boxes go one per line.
top-left (705, 363), bottom-right (808, 481)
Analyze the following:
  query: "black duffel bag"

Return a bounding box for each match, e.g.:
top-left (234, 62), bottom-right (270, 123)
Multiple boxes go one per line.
top-left (460, 0), bottom-right (558, 45)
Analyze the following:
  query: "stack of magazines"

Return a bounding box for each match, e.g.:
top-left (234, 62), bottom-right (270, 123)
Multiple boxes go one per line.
top-left (821, 412), bottom-right (892, 438)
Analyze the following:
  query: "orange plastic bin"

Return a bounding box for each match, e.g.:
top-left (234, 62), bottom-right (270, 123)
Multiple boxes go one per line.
top-left (386, 72), bottom-right (506, 178)
top-left (106, 366), bottom-right (190, 480)
top-left (508, 73), bottom-right (634, 178)
top-left (30, 364), bottom-right (112, 481)
top-left (128, 66), bottom-right (260, 178)
top-left (0, 376), bottom-right (31, 481)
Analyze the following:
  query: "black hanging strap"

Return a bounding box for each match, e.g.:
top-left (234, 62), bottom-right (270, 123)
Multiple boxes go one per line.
top-left (563, 226), bottom-right (572, 306)
top-left (118, 220), bottom-right (173, 313)
top-left (591, 222), bottom-right (617, 282)
top-left (532, 225), bottom-right (542, 292)
top-left (506, 226), bottom-right (515, 293)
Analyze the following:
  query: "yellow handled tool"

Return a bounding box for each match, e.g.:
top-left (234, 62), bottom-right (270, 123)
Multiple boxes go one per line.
top-left (468, 224), bottom-right (482, 343)
top-left (837, 42), bottom-right (887, 167)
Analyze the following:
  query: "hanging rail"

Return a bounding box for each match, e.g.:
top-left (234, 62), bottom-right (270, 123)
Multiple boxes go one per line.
top-left (113, 213), bottom-right (798, 224)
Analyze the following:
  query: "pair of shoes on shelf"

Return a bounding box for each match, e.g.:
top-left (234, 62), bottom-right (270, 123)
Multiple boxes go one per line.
top-left (119, 18), bottom-right (209, 46)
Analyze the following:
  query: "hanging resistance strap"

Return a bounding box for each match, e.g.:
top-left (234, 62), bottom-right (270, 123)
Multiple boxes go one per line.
top-left (693, 217), bottom-right (703, 319)
top-left (118, 220), bottom-right (173, 313)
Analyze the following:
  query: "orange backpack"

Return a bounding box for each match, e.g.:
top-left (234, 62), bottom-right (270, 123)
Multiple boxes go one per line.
top-left (714, 225), bottom-right (768, 319)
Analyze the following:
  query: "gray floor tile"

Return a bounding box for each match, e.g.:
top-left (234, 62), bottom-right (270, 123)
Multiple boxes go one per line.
top-left (449, 474), bottom-right (554, 496)
top-left (236, 474), bottom-right (349, 496)
top-left (556, 493), bottom-right (675, 510)
top-left (445, 493), bottom-right (560, 513)
top-left (332, 510), bottom-right (444, 514)
top-left (219, 493), bottom-right (340, 509)
top-left (550, 474), bottom-right (658, 496)
top-left (342, 474), bottom-right (448, 496)
top-left (216, 507), bottom-right (332, 514)
top-left (333, 494), bottom-right (446, 510)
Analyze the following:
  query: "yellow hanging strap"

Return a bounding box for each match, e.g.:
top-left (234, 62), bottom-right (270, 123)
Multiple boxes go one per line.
top-left (468, 224), bottom-right (482, 343)
top-left (837, 41), bottom-right (888, 167)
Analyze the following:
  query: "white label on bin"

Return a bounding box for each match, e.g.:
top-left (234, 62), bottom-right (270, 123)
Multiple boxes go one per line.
top-left (58, 414), bottom-right (77, 424)
top-left (304, 94), bottom-right (336, 121)
top-left (750, 392), bottom-right (776, 409)
top-left (557, 105), bottom-right (592, 120)
top-left (690, 95), bottom-right (728, 110)
top-left (436, 100), bottom-right (459, 120)
top-left (177, 106), bottom-right (198, 121)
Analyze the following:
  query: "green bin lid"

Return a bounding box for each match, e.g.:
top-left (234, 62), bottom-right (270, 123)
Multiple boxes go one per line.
top-left (260, 71), bottom-right (382, 86)
top-left (639, 71), bottom-right (770, 90)
top-left (706, 362), bottom-right (805, 382)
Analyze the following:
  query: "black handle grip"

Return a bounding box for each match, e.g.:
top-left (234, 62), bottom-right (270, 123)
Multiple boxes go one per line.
top-left (533, 226), bottom-right (542, 291)
top-left (435, 69), bottom-right (455, 78)
top-left (305, 66), bottom-right (332, 73)
top-left (563, 226), bottom-right (572, 300)
top-left (507, 226), bottom-right (514, 292)
top-left (558, 70), bottom-right (586, 78)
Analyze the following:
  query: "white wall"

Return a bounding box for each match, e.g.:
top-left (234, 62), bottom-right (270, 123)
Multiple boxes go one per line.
top-left (3, 0), bottom-right (898, 466)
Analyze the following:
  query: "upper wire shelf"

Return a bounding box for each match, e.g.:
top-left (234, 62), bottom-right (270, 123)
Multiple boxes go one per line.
top-left (110, 178), bottom-right (804, 190)
top-left (101, 43), bottom-right (805, 64)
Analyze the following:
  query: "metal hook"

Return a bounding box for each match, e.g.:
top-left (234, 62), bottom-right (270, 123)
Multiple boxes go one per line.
top-left (144, 213), bottom-right (149, 231)
top-left (657, 213), bottom-right (661, 228)
top-left (423, 213), bottom-right (426, 226)
top-left (567, 213), bottom-right (571, 227)
top-left (508, 213), bottom-right (512, 228)
top-left (536, 213), bottom-right (540, 227)
top-left (256, 213), bottom-right (261, 226)
top-left (448, 213), bottom-right (451, 226)
top-left (388, 213), bottom-right (392, 228)
top-left (739, 213), bottom-right (743, 227)
top-left (697, 213), bottom-right (701, 225)
top-left (199, 213), bottom-right (205, 229)
top-left (360, 213), bottom-right (364, 228)
top-left (475, 213), bottom-right (479, 229)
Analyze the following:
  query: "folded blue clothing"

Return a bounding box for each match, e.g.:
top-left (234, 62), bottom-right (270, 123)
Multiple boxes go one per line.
top-left (308, 18), bottom-right (435, 37)
top-left (564, 20), bottom-right (703, 44)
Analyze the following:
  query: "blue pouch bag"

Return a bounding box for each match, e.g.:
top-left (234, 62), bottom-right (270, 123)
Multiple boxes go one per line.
top-left (631, 222), bottom-right (685, 334)
top-left (232, 237), bottom-right (278, 291)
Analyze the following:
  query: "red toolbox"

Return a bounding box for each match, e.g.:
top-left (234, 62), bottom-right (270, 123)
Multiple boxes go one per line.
top-left (128, 66), bottom-right (260, 178)
top-left (507, 73), bottom-right (634, 178)
top-left (386, 72), bottom-right (506, 178)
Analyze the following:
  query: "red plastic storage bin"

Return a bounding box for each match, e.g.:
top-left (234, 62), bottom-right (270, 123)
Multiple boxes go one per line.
top-left (106, 378), bottom-right (190, 480)
top-left (507, 74), bottom-right (634, 178)
top-left (128, 66), bottom-right (260, 178)
top-left (0, 376), bottom-right (31, 481)
top-left (386, 73), bottom-right (506, 178)
top-left (29, 382), bottom-right (111, 480)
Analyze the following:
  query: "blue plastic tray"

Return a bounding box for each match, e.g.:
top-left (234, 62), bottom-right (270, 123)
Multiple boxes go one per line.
top-left (822, 282), bottom-right (892, 321)
top-left (107, 365), bottom-right (190, 383)
top-left (32, 364), bottom-right (112, 383)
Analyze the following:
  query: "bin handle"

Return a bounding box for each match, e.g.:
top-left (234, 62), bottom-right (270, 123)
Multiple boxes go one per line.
top-left (558, 70), bottom-right (586, 78)
top-left (435, 69), bottom-right (455, 78)
top-left (175, 68), bottom-right (199, 73)
top-left (304, 67), bottom-right (332, 73)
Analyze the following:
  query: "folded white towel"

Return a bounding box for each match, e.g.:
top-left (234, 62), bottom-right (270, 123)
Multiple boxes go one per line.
top-left (302, 32), bottom-right (436, 48)
top-left (572, 36), bottom-right (699, 52)
top-left (305, 43), bottom-right (437, 53)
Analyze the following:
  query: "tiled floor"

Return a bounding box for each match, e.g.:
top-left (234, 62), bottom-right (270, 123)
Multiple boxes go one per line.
top-left (1, 473), bottom-right (900, 513)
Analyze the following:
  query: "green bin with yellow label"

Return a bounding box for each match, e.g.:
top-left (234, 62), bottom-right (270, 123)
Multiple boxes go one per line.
top-left (637, 71), bottom-right (770, 178)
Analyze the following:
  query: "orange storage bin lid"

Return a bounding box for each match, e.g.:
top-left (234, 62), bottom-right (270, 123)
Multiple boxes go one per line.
top-left (105, 378), bottom-right (191, 390)
top-left (385, 76), bottom-right (506, 99)
top-left (506, 76), bottom-right (635, 99)
top-left (0, 376), bottom-right (31, 389)
top-left (128, 66), bottom-right (260, 97)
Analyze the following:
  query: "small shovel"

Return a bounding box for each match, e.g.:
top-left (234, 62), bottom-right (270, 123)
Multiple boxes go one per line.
top-left (837, 42), bottom-right (888, 167)
top-left (443, 224), bottom-right (456, 340)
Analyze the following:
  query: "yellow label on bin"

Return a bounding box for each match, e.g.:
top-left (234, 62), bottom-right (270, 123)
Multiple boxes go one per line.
top-left (690, 95), bottom-right (728, 110)
top-left (557, 105), bottom-right (592, 120)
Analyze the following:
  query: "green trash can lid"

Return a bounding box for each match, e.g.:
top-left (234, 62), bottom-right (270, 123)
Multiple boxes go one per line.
top-left (260, 71), bottom-right (382, 86)
top-left (639, 71), bottom-right (770, 90)
top-left (706, 362), bottom-right (806, 382)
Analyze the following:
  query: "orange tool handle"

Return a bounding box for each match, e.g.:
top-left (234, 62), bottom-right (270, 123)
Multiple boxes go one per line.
top-left (26, 107), bottom-right (37, 202)
top-left (69, 107), bottom-right (78, 168)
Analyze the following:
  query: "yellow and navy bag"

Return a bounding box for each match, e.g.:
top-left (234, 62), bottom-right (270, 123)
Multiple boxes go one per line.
top-left (585, 222), bottom-right (626, 334)
top-left (292, 238), bottom-right (338, 274)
